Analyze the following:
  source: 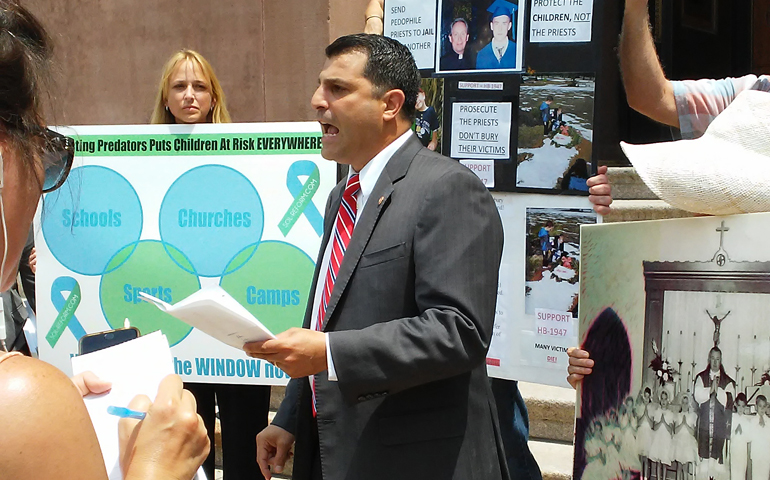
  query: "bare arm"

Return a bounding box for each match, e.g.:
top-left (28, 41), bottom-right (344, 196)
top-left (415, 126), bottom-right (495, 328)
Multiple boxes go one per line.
top-left (364, 0), bottom-right (385, 34)
top-left (683, 416), bottom-right (695, 435)
top-left (428, 130), bottom-right (438, 151)
top-left (0, 356), bottom-right (109, 480)
top-left (619, 0), bottom-right (678, 127)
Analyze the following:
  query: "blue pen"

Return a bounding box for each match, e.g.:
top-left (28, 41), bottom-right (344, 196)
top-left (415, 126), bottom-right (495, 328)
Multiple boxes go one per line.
top-left (107, 405), bottom-right (146, 420)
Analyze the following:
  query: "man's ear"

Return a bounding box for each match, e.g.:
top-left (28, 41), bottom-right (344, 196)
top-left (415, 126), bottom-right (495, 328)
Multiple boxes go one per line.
top-left (382, 89), bottom-right (406, 121)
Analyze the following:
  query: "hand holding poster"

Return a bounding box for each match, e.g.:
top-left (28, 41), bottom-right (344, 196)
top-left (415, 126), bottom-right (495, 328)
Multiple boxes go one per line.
top-left (486, 193), bottom-right (596, 387)
top-left (38, 123), bottom-right (336, 384)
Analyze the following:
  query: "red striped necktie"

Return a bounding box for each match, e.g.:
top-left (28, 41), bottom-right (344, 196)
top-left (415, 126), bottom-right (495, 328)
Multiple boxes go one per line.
top-left (312, 173), bottom-right (360, 415)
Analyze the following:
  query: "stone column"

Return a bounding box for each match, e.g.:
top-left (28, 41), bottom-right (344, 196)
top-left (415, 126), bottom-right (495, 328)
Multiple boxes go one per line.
top-left (23, 0), bottom-right (369, 125)
top-left (603, 167), bottom-right (694, 223)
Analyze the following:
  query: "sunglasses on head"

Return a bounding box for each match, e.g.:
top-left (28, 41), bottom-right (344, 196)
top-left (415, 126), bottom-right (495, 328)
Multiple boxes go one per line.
top-left (36, 127), bottom-right (75, 193)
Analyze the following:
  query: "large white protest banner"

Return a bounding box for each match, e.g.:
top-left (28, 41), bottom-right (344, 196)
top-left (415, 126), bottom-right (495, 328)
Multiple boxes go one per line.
top-left (37, 123), bottom-right (336, 385)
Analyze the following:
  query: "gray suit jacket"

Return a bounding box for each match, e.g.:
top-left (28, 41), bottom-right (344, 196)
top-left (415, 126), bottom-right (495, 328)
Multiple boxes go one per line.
top-left (273, 134), bottom-right (507, 480)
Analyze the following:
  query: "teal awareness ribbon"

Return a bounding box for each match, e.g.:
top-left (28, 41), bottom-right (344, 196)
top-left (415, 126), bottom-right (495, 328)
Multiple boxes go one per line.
top-left (46, 276), bottom-right (86, 348)
top-left (279, 160), bottom-right (323, 237)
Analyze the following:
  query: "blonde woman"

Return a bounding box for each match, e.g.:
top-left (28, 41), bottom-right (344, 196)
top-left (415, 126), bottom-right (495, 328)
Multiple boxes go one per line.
top-left (151, 50), bottom-right (270, 480)
top-left (151, 49), bottom-right (231, 124)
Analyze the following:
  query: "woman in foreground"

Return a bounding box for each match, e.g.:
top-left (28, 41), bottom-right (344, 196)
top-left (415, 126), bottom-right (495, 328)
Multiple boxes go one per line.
top-left (0, 3), bottom-right (208, 479)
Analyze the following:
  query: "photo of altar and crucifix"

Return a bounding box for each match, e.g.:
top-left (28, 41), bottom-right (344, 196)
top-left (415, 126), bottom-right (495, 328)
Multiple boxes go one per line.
top-left (576, 214), bottom-right (770, 480)
top-left (642, 220), bottom-right (770, 480)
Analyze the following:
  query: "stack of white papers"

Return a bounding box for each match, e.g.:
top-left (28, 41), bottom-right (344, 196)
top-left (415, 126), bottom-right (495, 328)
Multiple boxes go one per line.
top-left (139, 285), bottom-right (275, 350)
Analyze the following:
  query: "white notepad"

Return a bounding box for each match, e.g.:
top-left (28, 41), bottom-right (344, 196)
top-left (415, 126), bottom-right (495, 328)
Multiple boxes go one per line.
top-left (72, 332), bottom-right (173, 479)
top-left (139, 285), bottom-right (276, 350)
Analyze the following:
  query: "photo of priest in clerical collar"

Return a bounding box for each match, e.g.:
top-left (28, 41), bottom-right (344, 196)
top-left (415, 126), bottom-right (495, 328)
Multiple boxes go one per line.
top-left (436, 0), bottom-right (525, 74)
top-left (694, 347), bottom-right (735, 468)
top-left (439, 18), bottom-right (474, 71)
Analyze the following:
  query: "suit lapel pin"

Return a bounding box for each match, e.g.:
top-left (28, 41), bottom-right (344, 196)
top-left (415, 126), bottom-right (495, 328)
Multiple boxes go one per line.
top-left (378, 196), bottom-right (385, 205)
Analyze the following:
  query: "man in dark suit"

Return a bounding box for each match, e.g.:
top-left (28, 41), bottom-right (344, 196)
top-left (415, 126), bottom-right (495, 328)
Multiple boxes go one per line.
top-left (246, 34), bottom-right (507, 480)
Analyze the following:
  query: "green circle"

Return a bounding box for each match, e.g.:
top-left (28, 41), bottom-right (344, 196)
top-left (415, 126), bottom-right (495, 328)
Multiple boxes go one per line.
top-left (220, 241), bottom-right (315, 334)
top-left (100, 240), bottom-right (201, 345)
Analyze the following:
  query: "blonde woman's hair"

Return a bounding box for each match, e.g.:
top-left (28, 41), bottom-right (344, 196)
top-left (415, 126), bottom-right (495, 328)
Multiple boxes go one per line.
top-left (150, 49), bottom-right (231, 124)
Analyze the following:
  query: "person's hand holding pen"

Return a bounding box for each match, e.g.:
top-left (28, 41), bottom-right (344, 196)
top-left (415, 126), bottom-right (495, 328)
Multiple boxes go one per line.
top-left (117, 374), bottom-right (209, 480)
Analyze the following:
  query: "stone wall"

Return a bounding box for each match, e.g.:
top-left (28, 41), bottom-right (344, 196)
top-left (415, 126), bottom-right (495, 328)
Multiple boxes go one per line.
top-left (23, 0), bottom-right (369, 125)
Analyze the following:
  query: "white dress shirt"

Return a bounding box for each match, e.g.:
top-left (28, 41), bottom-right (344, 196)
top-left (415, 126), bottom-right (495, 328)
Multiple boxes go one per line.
top-left (310, 129), bottom-right (413, 381)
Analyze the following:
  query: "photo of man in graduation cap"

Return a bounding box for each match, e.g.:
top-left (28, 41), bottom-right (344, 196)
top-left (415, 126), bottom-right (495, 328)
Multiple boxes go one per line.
top-left (476, 0), bottom-right (519, 70)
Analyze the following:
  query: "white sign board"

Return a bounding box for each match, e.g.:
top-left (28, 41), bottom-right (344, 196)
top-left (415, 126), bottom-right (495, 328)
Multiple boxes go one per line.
top-left (458, 81), bottom-right (505, 91)
top-left (460, 160), bottom-right (495, 188)
top-left (37, 123), bottom-right (337, 385)
top-left (486, 193), bottom-right (598, 387)
top-left (450, 102), bottom-right (512, 160)
top-left (530, 0), bottom-right (594, 43)
top-left (384, 0), bottom-right (437, 70)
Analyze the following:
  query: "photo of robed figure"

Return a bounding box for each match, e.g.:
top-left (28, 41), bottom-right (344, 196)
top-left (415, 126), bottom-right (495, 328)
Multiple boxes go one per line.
top-left (693, 346), bottom-right (735, 465)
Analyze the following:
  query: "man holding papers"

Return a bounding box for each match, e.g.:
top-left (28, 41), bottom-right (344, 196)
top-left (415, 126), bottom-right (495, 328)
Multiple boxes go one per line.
top-left (246, 34), bottom-right (508, 480)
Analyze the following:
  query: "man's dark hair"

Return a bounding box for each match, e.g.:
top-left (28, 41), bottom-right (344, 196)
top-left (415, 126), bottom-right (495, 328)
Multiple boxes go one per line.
top-left (546, 95), bottom-right (554, 102)
top-left (325, 34), bottom-right (421, 119)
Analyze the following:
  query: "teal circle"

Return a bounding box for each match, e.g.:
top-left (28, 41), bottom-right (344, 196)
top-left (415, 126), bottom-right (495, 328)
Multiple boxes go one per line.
top-left (41, 165), bottom-right (143, 275)
top-left (159, 165), bottom-right (264, 277)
